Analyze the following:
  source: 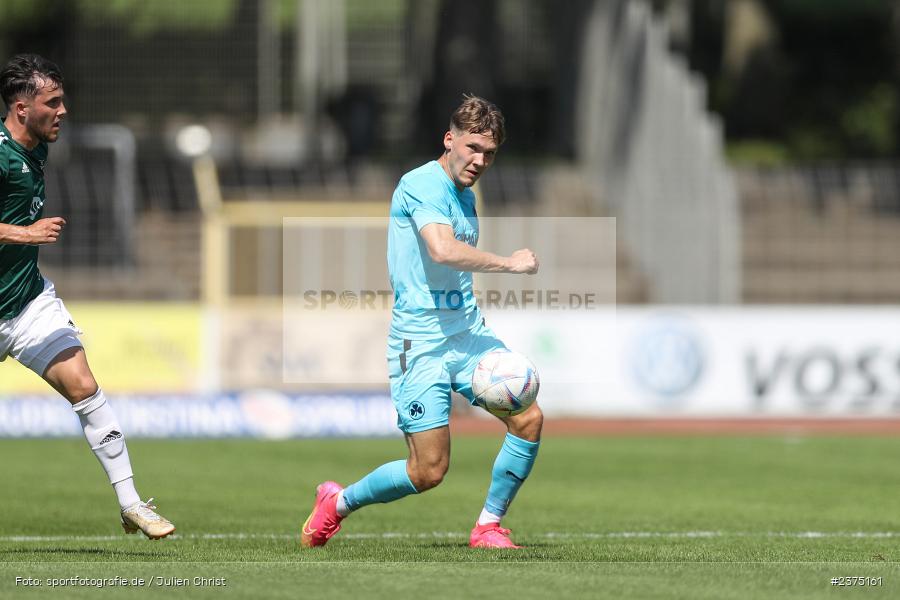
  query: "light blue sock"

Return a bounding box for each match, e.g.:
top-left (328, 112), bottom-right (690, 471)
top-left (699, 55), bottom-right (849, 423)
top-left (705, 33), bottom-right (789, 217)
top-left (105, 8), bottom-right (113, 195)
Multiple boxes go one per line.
top-left (484, 433), bottom-right (540, 517)
top-left (342, 459), bottom-right (419, 512)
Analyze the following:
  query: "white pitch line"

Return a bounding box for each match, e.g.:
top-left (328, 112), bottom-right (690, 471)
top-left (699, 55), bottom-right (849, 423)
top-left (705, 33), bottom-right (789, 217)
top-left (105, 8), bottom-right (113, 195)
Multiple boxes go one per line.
top-left (1, 531), bottom-right (899, 543)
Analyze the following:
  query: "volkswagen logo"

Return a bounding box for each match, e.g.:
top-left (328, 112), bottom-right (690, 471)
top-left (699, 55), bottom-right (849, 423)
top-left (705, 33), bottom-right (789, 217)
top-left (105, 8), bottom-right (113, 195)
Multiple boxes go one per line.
top-left (629, 316), bottom-right (705, 403)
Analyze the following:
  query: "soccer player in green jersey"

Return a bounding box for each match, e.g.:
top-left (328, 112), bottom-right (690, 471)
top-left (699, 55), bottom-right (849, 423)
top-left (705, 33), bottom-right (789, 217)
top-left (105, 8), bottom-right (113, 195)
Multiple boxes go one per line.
top-left (0, 54), bottom-right (174, 539)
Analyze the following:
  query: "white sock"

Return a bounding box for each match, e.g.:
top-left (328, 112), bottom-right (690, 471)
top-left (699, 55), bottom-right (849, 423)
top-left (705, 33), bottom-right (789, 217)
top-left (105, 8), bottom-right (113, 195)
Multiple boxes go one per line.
top-left (335, 490), bottom-right (351, 517)
top-left (477, 508), bottom-right (502, 526)
top-left (72, 389), bottom-right (138, 509)
top-left (113, 477), bottom-right (141, 510)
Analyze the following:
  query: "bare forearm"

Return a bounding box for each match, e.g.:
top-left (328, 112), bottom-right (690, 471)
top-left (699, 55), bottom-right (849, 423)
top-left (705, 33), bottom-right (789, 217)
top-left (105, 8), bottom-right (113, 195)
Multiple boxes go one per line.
top-left (0, 217), bottom-right (66, 245)
top-left (420, 222), bottom-right (538, 274)
top-left (432, 238), bottom-right (510, 273)
top-left (0, 222), bottom-right (30, 244)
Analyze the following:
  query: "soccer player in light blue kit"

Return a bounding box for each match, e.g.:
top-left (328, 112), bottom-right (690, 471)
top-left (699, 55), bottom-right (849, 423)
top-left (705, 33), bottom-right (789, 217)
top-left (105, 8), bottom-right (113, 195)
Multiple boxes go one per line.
top-left (301, 95), bottom-right (542, 549)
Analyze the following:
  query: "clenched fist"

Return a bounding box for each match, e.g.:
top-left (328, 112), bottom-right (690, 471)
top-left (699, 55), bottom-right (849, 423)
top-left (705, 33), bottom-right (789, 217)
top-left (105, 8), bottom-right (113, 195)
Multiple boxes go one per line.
top-left (27, 216), bottom-right (66, 244)
top-left (506, 248), bottom-right (539, 274)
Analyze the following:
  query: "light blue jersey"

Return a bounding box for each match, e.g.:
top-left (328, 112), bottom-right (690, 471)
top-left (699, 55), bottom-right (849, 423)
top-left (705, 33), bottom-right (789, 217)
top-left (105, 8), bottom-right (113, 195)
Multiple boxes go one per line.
top-left (388, 160), bottom-right (481, 339)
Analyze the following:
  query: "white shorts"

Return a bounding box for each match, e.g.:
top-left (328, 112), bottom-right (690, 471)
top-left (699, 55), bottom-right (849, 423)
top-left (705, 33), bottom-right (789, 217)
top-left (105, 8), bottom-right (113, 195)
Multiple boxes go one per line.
top-left (0, 278), bottom-right (83, 376)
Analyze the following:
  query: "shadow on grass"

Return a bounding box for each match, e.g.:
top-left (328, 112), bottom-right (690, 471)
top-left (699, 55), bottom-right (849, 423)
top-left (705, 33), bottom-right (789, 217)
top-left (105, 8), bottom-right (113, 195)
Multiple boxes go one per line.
top-left (424, 541), bottom-right (558, 553)
top-left (0, 547), bottom-right (165, 559)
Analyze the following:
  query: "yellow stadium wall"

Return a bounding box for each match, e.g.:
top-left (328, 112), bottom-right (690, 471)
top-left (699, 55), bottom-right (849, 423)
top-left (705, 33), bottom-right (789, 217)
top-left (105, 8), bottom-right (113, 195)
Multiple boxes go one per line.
top-left (0, 303), bottom-right (203, 394)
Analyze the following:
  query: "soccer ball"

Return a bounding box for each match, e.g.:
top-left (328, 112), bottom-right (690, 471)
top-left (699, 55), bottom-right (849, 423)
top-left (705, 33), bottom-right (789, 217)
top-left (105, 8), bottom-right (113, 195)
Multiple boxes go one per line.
top-left (472, 350), bottom-right (540, 417)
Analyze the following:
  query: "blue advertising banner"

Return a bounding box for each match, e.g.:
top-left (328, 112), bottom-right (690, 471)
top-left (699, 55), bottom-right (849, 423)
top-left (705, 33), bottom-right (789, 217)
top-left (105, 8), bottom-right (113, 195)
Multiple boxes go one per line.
top-left (0, 391), bottom-right (398, 438)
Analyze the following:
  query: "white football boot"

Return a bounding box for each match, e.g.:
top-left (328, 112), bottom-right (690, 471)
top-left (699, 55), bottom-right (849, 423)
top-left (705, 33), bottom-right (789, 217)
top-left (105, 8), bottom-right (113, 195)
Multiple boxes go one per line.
top-left (121, 498), bottom-right (176, 540)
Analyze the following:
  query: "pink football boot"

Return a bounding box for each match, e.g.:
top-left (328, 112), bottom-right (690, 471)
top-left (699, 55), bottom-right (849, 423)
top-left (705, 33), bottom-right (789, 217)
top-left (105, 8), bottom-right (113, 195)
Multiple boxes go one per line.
top-left (300, 481), bottom-right (345, 548)
top-left (469, 522), bottom-right (523, 549)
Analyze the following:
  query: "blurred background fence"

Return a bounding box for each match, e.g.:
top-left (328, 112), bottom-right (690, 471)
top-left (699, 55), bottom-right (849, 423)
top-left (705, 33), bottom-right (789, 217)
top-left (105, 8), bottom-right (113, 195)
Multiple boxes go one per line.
top-left (4, 0), bottom-right (900, 306)
top-left (4, 0), bottom-right (900, 425)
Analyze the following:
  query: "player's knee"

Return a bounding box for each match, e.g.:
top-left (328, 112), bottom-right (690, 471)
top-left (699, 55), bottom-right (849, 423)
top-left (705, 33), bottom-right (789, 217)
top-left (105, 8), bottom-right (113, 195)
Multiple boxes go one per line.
top-left (511, 404), bottom-right (543, 441)
top-left (67, 377), bottom-right (99, 404)
top-left (528, 404), bottom-right (544, 434)
top-left (418, 467), bottom-right (446, 491)
top-left (409, 461), bottom-right (448, 492)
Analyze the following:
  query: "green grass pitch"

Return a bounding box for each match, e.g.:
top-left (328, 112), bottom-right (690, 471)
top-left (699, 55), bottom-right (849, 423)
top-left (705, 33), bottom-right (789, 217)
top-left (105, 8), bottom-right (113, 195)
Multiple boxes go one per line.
top-left (1, 435), bottom-right (898, 598)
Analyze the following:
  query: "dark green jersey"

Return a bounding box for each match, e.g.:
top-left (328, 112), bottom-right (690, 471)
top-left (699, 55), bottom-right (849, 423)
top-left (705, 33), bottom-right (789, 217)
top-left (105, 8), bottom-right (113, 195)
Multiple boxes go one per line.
top-left (0, 119), bottom-right (49, 319)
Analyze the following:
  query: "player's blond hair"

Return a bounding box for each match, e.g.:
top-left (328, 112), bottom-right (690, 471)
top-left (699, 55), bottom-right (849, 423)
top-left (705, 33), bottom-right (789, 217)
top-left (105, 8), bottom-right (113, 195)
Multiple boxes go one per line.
top-left (449, 94), bottom-right (506, 146)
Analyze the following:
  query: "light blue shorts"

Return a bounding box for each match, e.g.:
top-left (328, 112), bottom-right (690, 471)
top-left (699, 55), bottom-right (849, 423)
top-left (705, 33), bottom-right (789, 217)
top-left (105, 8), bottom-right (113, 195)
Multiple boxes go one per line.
top-left (387, 319), bottom-right (507, 433)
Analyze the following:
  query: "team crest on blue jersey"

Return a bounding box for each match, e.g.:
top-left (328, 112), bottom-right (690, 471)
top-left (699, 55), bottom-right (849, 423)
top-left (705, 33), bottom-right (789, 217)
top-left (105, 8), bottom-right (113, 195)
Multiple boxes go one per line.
top-left (408, 401), bottom-right (425, 420)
